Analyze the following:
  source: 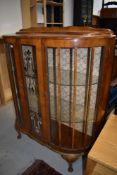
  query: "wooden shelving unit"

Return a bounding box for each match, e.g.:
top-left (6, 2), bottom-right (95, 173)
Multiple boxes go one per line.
top-left (37, 0), bottom-right (63, 6)
top-left (0, 38), bottom-right (12, 105)
top-left (21, 0), bottom-right (64, 28)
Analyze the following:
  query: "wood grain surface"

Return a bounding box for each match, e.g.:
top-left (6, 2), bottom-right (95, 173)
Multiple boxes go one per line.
top-left (88, 114), bottom-right (117, 172)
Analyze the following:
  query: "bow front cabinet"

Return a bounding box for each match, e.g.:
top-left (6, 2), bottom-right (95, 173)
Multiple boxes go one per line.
top-left (3, 27), bottom-right (115, 172)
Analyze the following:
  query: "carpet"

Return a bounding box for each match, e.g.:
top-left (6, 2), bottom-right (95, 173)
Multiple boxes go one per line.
top-left (21, 160), bottom-right (62, 175)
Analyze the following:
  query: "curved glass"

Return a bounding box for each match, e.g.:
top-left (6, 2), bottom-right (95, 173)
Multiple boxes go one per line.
top-left (7, 44), bottom-right (23, 124)
top-left (47, 47), bottom-right (102, 149)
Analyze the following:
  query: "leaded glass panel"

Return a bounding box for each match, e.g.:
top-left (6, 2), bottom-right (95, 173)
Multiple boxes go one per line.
top-left (22, 45), bottom-right (41, 134)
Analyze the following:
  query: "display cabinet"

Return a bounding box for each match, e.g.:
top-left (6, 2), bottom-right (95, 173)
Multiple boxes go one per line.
top-left (3, 27), bottom-right (115, 172)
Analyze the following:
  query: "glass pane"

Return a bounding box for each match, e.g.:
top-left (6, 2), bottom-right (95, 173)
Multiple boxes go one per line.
top-left (8, 44), bottom-right (22, 124)
top-left (47, 47), bottom-right (102, 149)
top-left (22, 45), bottom-right (41, 134)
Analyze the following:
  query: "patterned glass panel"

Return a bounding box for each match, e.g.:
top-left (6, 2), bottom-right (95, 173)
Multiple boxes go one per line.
top-left (47, 47), bottom-right (102, 148)
top-left (22, 45), bottom-right (41, 134)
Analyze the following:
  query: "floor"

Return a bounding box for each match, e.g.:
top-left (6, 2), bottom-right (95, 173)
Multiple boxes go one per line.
top-left (0, 101), bottom-right (82, 175)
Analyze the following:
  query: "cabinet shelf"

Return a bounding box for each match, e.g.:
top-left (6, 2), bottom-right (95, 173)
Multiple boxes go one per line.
top-left (30, 0), bottom-right (37, 8)
top-left (37, 0), bottom-right (63, 6)
top-left (47, 22), bottom-right (63, 25)
top-left (50, 96), bottom-right (95, 122)
top-left (30, 3), bottom-right (36, 8)
top-left (48, 67), bottom-right (98, 86)
top-left (37, 22), bottom-right (63, 25)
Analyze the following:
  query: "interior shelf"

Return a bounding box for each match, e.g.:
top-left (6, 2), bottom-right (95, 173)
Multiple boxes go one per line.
top-left (37, 0), bottom-right (63, 6)
top-left (30, 3), bottom-right (36, 8)
top-left (49, 96), bottom-right (95, 123)
top-left (47, 22), bottom-right (63, 24)
top-left (48, 67), bottom-right (98, 86)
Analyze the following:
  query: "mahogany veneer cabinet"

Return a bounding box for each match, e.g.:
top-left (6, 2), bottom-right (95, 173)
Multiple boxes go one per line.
top-left (3, 27), bottom-right (115, 172)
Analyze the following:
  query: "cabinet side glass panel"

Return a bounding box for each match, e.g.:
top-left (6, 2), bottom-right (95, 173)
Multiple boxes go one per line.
top-left (7, 44), bottom-right (23, 125)
top-left (21, 45), bottom-right (42, 135)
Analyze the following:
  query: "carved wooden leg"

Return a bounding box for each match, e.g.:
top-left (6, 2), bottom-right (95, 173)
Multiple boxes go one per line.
top-left (61, 154), bottom-right (79, 172)
top-left (17, 130), bottom-right (22, 139)
top-left (15, 121), bottom-right (22, 139)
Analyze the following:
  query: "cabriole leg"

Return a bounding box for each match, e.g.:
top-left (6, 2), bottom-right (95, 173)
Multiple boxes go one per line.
top-left (17, 130), bottom-right (22, 139)
top-left (61, 154), bottom-right (79, 172)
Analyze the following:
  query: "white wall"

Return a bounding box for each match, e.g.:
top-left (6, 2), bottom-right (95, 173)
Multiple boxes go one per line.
top-left (93, 0), bottom-right (102, 16)
top-left (63, 0), bottom-right (73, 26)
top-left (37, 4), bottom-right (44, 23)
top-left (0, 0), bottom-right (22, 36)
top-left (93, 0), bottom-right (117, 16)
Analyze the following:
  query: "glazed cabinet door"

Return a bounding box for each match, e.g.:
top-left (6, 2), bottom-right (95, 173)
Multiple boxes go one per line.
top-left (5, 37), bottom-right (50, 142)
top-left (41, 37), bottom-right (115, 154)
top-left (18, 38), bottom-right (50, 143)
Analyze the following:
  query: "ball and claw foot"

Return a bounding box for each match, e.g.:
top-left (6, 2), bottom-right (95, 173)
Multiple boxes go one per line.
top-left (61, 154), bottom-right (79, 173)
top-left (68, 163), bottom-right (73, 172)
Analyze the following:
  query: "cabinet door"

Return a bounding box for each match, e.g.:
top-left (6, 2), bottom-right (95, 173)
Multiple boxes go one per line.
top-left (19, 38), bottom-right (50, 143)
top-left (41, 37), bottom-right (114, 153)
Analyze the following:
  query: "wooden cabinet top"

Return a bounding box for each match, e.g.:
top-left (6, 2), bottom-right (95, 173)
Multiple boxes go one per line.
top-left (3, 27), bottom-right (115, 40)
